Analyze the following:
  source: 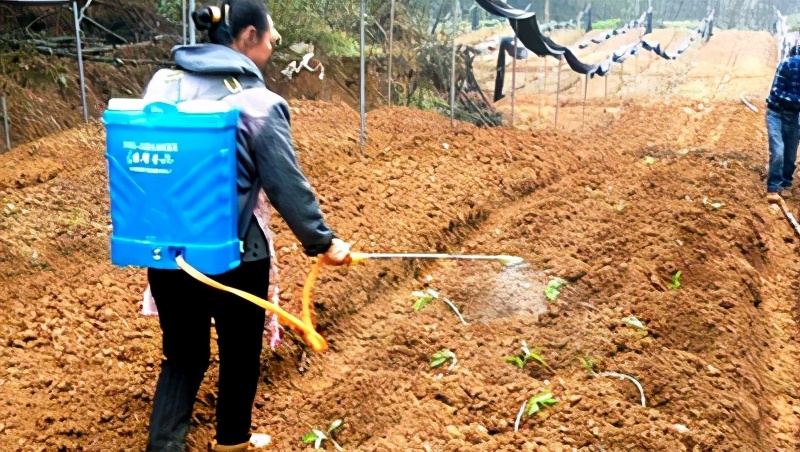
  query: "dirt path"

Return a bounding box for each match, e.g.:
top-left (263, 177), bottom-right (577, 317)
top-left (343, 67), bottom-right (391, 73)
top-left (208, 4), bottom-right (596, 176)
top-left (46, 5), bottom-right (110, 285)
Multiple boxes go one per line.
top-left (1, 29), bottom-right (798, 452)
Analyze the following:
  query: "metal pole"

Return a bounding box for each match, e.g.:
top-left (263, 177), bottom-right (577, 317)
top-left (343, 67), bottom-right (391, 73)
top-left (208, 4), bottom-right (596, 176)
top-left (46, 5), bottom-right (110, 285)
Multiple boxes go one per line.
top-left (542, 57), bottom-right (547, 93)
top-left (387, 0), bottom-right (395, 105)
top-left (189, 0), bottom-right (196, 45)
top-left (582, 73), bottom-right (588, 125)
top-left (450, 0), bottom-right (459, 123)
top-left (182, 0), bottom-right (187, 45)
top-left (539, 57), bottom-right (546, 120)
top-left (2, 95), bottom-right (10, 151)
top-left (555, 59), bottom-right (562, 127)
top-left (511, 35), bottom-right (517, 127)
top-left (605, 73), bottom-right (608, 97)
top-left (73, 1), bottom-right (88, 123)
top-left (359, 0), bottom-right (366, 146)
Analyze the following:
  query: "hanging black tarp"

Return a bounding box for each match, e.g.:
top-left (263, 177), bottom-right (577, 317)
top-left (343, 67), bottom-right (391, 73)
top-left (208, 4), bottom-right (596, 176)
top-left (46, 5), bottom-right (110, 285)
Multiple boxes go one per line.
top-left (476, 0), bottom-right (715, 101)
top-left (474, 0), bottom-right (533, 20)
top-left (493, 36), bottom-right (529, 102)
top-left (476, 0), bottom-right (601, 76)
top-left (508, 16), bottom-right (600, 75)
top-left (577, 9), bottom-right (650, 49)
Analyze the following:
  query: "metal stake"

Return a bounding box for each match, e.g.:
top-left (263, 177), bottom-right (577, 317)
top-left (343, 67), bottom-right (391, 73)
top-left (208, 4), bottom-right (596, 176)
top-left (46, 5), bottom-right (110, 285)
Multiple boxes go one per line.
top-left (450, 0), bottom-right (459, 124)
top-left (359, 0), bottom-right (366, 146)
top-left (387, 0), bottom-right (396, 105)
top-left (555, 59), bottom-right (562, 127)
top-left (511, 35), bottom-right (518, 126)
top-left (582, 73), bottom-right (588, 126)
top-left (2, 95), bottom-right (9, 150)
top-left (182, 0), bottom-right (187, 45)
top-left (189, 0), bottom-right (196, 44)
top-left (540, 57), bottom-right (547, 120)
top-left (72, 1), bottom-right (88, 123)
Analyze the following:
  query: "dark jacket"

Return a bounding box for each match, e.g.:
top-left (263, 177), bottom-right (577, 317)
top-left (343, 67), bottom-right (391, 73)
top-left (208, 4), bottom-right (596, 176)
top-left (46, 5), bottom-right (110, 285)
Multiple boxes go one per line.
top-left (143, 44), bottom-right (334, 260)
top-left (767, 53), bottom-right (800, 113)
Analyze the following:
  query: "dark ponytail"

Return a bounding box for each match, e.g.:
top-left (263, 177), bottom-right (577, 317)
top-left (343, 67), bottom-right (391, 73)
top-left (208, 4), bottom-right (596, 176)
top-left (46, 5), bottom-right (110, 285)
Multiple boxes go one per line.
top-left (191, 0), bottom-right (269, 47)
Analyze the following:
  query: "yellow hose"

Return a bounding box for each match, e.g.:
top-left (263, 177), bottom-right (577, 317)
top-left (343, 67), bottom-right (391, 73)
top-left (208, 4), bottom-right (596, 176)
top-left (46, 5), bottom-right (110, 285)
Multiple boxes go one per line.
top-left (175, 255), bottom-right (329, 352)
top-left (171, 250), bottom-right (514, 353)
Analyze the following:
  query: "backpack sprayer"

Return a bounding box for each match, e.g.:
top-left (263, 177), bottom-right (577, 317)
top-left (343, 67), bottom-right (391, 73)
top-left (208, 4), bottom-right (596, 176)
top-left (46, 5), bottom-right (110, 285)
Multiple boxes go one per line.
top-left (103, 99), bottom-right (524, 352)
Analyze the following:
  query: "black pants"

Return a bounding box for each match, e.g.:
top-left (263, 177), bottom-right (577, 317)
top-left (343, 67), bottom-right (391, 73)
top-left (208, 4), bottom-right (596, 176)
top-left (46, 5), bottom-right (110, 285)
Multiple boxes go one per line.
top-left (145, 259), bottom-right (270, 451)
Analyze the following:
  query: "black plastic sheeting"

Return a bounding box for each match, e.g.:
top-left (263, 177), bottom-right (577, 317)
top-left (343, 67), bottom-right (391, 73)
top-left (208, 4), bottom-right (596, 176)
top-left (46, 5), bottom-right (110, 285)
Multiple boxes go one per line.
top-left (508, 15), bottom-right (602, 75)
top-left (475, 0), bottom-right (533, 19)
top-left (494, 36), bottom-right (529, 102)
top-left (577, 10), bottom-right (651, 49)
top-left (593, 16), bottom-right (712, 76)
top-left (475, 0), bottom-right (602, 75)
top-left (476, 0), bottom-right (714, 79)
top-left (476, 0), bottom-right (717, 103)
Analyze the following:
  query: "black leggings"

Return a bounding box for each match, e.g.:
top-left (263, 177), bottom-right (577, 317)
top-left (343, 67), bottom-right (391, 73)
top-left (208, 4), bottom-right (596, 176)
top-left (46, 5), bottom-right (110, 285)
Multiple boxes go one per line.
top-left (145, 258), bottom-right (270, 450)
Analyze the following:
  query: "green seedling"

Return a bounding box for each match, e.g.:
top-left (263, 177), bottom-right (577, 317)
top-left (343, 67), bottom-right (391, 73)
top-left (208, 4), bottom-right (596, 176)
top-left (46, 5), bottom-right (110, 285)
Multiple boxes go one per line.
top-left (411, 289), bottom-right (468, 325)
top-left (302, 419), bottom-right (343, 451)
top-left (505, 341), bottom-right (555, 374)
top-left (525, 391), bottom-right (558, 416)
top-left (544, 278), bottom-right (567, 301)
top-left (579, 355), bottom-right (599, 374)
top-left (514, 390), bottom-right (558, 432)
top-left (667, 271), bottom-right (682, 290)
top-left (412, 291), bottom-right (436, 311)
top-left (430, 349), bottom-right (457, 371)
top-left (621, 315), bottom-right (647, 330)
top-left (643, 156), bottom-right (656, 165)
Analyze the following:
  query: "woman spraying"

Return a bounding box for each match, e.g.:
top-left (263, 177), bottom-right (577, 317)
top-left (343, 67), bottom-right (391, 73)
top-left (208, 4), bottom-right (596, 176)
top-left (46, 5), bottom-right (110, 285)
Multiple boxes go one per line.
top-left (141, 1), bottom-right (351, 450)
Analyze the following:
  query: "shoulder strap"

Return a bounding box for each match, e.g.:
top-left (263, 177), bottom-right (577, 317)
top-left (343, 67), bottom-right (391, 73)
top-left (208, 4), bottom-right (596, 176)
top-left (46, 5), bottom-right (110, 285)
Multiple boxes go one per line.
top-left (217, 75), bottom-right (264, 100)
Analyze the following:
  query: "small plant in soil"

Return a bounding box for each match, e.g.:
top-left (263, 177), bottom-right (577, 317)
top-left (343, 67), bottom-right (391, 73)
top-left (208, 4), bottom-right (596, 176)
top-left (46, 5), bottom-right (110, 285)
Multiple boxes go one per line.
top-left (667, 271), bottom-right (682, 290)
top-left (514, 391), bottom-right (558, 432)
top-left (302, 419), bottom-right (344, 451)
top-left (412, 290), bottom-right (437, 311)
top-left (505, 341), bottom-right (555, 374)
top-left (579, 354), bottom-right (599, 374)
top-left (544, 278), bottom-right (567, 300)
top-left (430, 349), bottom-right (457, 371)
top-left (410, 288), bottom-right (468, 325)
top-left (525, 391), bottom-right (558, 416)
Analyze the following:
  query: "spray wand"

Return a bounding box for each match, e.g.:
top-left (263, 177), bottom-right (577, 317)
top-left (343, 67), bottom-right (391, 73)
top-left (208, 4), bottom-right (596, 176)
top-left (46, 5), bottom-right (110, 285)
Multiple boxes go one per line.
top-left (176, 251), bottom-right (524, 352)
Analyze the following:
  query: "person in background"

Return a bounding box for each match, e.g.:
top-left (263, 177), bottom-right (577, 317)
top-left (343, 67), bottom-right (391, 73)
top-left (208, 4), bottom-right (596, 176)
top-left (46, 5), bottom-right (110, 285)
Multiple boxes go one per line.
top-left (140, 1), bottom-right (351, 450)
top-left (766, 39), bottom-right (800, 202)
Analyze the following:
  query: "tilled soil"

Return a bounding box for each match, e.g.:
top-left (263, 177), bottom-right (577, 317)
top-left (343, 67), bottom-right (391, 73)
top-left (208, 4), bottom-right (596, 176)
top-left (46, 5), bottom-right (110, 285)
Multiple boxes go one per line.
top-left (1, 30), bottom-right (799, 452)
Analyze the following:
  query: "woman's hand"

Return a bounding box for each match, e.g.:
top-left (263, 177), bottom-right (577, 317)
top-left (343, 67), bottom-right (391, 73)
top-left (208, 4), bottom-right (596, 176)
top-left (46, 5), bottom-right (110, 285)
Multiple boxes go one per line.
top-left (321, 238), bottom-right (351, 265)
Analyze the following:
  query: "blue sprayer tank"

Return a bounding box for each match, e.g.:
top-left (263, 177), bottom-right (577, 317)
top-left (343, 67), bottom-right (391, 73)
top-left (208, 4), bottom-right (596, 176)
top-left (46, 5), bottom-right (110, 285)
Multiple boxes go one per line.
top-left (103, 99), bottom-right (242, 275)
